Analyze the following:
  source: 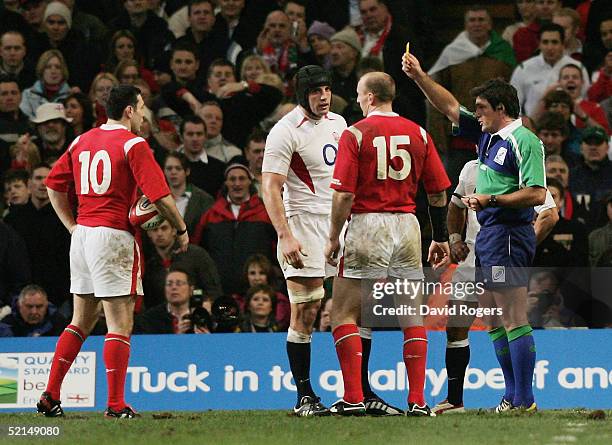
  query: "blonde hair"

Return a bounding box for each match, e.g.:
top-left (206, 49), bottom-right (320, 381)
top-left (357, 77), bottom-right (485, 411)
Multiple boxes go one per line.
top-left (88, 72), bottom-right (119, 103)
top-left (240, 55), bottom-right (271, 81)
top-left (36, 50), bottom-right (69, 82)
top-left (554, 7), bottom-right (580, 31)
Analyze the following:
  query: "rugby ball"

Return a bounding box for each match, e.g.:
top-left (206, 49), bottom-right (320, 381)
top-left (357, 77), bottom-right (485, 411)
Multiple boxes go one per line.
top-left (129, 195), bottom-right (164, 230)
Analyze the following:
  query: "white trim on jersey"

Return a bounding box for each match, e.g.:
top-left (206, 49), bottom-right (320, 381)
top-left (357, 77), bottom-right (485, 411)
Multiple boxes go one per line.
top-left (100, 124), bottom-right (128, 131)
top-left (347, 126), bottom-right (363, 151)
top-left (123, 137), bottom-right (145, 155)
top-left (419, 126), bottom-right (428, 145)
top-left (68, 135), bottom-right (81, 152)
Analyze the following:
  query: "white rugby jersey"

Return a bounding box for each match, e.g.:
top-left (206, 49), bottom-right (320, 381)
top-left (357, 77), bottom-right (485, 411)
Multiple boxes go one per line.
top-left (451, 160), bottom-right (556, 247)
top-left (263, 106), bottom-right (347, 216)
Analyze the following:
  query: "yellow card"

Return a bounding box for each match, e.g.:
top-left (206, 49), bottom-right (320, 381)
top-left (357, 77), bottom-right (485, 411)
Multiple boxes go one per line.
top-left (405, 42), bottom-right (410, 55)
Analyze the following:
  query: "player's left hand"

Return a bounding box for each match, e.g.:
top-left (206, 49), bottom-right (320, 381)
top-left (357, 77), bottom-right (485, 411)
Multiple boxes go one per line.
top-left (428, 241), bottom-right (450, 270)
top-left (325, 238), bottom-right (340, 267)
top-left (462, 194), bottom-right (489, 211)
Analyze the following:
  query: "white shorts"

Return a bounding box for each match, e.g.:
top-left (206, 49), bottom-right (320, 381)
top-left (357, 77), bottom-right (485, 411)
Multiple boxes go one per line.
top-left (450, 247), bottom-right (479, 303)
top-left (339, 213), bottom-right (423, 280)
top-left (278, 213), bottom-right (337, 279)
top-left (70, 225), bottom-right (143, 298)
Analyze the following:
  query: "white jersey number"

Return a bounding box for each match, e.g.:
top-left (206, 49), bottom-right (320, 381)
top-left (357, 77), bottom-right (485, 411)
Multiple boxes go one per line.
top-left (78, 150), bottom-right (112, 194)
top-left (373, 135), bottom-right (412, 180)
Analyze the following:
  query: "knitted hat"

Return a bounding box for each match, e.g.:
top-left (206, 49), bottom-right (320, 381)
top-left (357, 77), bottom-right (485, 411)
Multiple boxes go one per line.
top-left (331, 27), bottom-right (362, 53)
top-left (44, 2), bottom-right (72, 29)
top-left (307, 21), bottom-right (336, 41)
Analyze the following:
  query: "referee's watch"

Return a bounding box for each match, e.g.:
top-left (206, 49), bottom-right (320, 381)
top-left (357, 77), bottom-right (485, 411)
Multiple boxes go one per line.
top-left (488, 195), bottom-right (498, 207)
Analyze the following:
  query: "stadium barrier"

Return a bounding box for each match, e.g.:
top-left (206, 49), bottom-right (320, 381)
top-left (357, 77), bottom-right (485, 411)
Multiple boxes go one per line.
top-left (1, 330), bottom-right (611, 411)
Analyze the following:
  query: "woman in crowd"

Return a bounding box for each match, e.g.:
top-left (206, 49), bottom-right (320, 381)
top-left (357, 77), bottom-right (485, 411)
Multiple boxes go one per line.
top-left (239, 284), bottom-right (279, 333)
top-left (114, 60), bottom-right (142, 86)
top-left (63, 92), bottom-right (94, 136)
top-left (106, 30), bottom-right (157, 92)
top-left (20, 50), bottom-right (72, 119)
top-left (88, 72), bottom-right (118, 127)
top-left (240, 55), bottom-right (271, 83)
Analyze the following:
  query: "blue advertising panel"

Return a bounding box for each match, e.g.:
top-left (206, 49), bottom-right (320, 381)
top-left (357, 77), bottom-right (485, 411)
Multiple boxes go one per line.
top-left (1, 330), bottom-right (610, 412)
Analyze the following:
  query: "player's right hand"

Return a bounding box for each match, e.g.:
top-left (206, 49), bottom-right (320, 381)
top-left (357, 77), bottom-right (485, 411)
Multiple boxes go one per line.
top-left (280, 234), bottom-right (306, 269)
top-left (402, 53), bottom-right (424, 80)
top-left (175, 231), bottom-right (189, 253)
top-left (450, 240), bottom-right (470, 263)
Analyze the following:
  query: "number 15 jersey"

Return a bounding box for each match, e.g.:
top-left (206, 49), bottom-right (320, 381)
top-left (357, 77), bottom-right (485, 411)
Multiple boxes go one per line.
top-left (331, 111), bottom-right (450, 214)
top-left (45, 123), bottom-right (170, 231)
top-left (263, 107), bottom-right (347, 216)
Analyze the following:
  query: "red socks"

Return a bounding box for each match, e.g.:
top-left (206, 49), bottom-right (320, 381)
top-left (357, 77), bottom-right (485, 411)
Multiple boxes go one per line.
top-left (403, 326), bottom-right (428, 405)
top-left (104, 333), bottom-right (131, 411)
top-left (46, 324), bottom-right (86, 400)
top-left (333, 324), bottom-right (363, 404)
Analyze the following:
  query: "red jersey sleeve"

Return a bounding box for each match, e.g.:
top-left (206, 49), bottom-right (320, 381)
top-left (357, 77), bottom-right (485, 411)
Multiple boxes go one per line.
top-left (45, 149), bottom-right (74, 193)
top-left (331, 129), bottom-right (360, 194)
top-left (125, 137), bottom-right (170, 202)
top-left (421, 132), bottom-right (451, 194)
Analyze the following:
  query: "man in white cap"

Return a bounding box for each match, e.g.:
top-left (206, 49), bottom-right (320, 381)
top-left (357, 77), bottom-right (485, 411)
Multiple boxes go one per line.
top-left (329, 27), bottom-right (362, 110)
top-left (30, 102), bottom-right (72, 162)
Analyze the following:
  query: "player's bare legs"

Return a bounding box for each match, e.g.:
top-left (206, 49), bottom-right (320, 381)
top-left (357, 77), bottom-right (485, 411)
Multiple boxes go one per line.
top-left (491, 287), bottom-right (536, 410)
top-left (329, 276), bottom-right (365, 414)
top-left (38, 294), bottom-right (101, 417)
top-left (101, 295), bottom-right (137, 417)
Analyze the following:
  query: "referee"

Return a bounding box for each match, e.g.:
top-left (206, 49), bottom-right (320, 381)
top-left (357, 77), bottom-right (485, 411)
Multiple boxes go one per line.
top-left (403, 53), bottom-right (546, 412)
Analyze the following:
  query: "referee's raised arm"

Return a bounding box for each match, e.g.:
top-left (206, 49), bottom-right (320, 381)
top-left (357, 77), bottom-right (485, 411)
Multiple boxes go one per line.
top-left (402, 53), bottom-right (460, 126)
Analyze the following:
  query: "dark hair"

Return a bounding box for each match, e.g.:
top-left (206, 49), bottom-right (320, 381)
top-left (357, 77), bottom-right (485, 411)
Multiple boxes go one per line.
top-left (171, 41), bottom-right (200, 62)
top-left (106, 84), bottom-right (141, 120)
top-left (107, 30), bottom-right (141, 71)
top-left (539, 22), bottom-right (565, 43)
top-left (558, 63), bottom-right (584, 80)
top-left (285, 0), bottom-right (307, 8)
top-left (543, 89), bottom-right (573, 111)
top-left (207, 58), bottom-right (235, 79)
top-left (180, 114), bottom-right (207, 136)
top-left (0, 73), bottom-right (19, 87)
top-left (364, 72), bottom-right (395, 103)
top-left (356, 56), bottom-right (384, 77)
top-left (30, 162), bottom-right (52, 178)
top-left (465, 4), bottom-right (491, 20)
top-left (546, 176), bottom-right (564, 195)
top-left (167, 267), bottom-right (193, 286)
top-left (164, 151), bottom-right (191, 172)
top-left (63, 92), bottom-right (95, 132)
top-left (188, 0), bottom-right (214, 16)
top-left (470, 78), bottom-right (520, 119)
top-left (536, 111), bottom-right (569, 136)
top-left (244, 284), bottom-right (277, 313)
top-left (3, 168), bottom-right (29, 185)
top-left (245, 128), bottom-right (268, 148)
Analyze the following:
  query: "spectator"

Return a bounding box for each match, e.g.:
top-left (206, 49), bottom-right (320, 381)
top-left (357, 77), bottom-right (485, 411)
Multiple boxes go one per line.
top-left (7, 133), bottom-right (41, 172)
top-left (30, 102), bottom-right (72, 163)
top-left (88, 72), bottom-right (118, 127)
top-left (19, 49), bottom-right (71, 120)
top-left (54, 0), bottom-right (108, 55)
top-left (589, 193), bottom-right (612, 266)
top-left (108, 0), bottom-right (174, 68)
top-left (0, 74), bottom-right (30, 172)
top-left (534, 177), bottom-right (589, 268)
top-left (63, 92), bottom-right (94, 136)
top-left (243, 128), bottom-right (266, 197)
top-left (4, 163), bottom-right (71, 308)
top-left (39, 1), bottom-right (99, 92)
top-left (503, 0), bottom-right (538, 47)
top-left (535, 110), bottom-right (577, 166)
top-left (232, 253), bottom-right (289, 331)
top-left (143, 219), bottom-right (222, 308)
top-left (316, 296), bottom-right (332, 332)
top-left (307, 21), bottom-right (335, 70)
top-left (527, 271), bottom-right (577, 329)
top-left (546, 154), bottom-right (576, 221)
top-left (175, 0), bottom-right (229, 76)
top-left (329, 27), bottom-right (361, 121)
top-left (588, 50), bottom-right (612, 104)
top-left (193, 161), bottom-right (276, 295)
top-left (162, 151), bottom-right (214, 235)
top-left (0, 220), bottom-right (31, 307)
top-left (106, 30), bottom-right (157, 92)
top-left (541, 89), bottom-right (583, 156)
top-left (0, 30), bottom-right (36, 90)
top-left (216, 0), bottom-right (257, 57)
top-left (177, 115), bottom-right (225, 197)
top-left (136, 269), bottom-right (212, 334)
top-left (511, 23), bottom-right (588, 118)
top-left (197, 101), bottom-right (242, 163)
top-left (0, 284), bottom-right (66, 337)
top-left (358, 0), bottom-right (426, 125)
top-left (239, 284), bottom-right (279, 332)
top-left (552, 8), bottom-right (583, 60)
top-left (114, 59), bottom-right (142, 86)
top-left (583, 14), bottom-right (612, 74)
top-left (513, 0), bottom-right (562, 63)
top-left (570, 126), bottom-right (612, 229)
top-left (240, 54), bottom-right (271, 83)
top-left (3, 169), bottom-right (31, 209)
top-left (21, 0), bottom-right (49, 35)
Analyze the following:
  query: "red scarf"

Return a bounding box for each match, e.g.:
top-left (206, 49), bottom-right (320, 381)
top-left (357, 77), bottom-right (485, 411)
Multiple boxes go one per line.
top-left (43, 82), bottom-right (61, 100)
top-left (262, 41), bottom-right (293, 75)
top-left (360, 15), bottom-right (392, 57)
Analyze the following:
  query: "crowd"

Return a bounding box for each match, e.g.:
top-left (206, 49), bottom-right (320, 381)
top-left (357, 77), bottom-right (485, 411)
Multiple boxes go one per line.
top-left (0, 0), bottom-right (611, 337)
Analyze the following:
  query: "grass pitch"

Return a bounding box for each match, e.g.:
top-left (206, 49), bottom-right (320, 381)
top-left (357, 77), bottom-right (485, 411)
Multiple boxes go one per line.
top-left (0, 409), bottom-right (610, 445)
